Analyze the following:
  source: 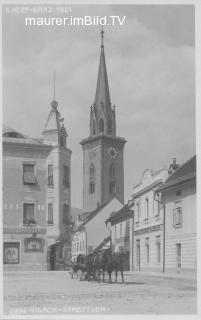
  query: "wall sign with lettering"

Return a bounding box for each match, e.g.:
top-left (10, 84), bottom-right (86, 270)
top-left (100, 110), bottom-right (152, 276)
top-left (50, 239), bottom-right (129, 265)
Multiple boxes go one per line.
top-left (24, 237), bottom-right (45, 252)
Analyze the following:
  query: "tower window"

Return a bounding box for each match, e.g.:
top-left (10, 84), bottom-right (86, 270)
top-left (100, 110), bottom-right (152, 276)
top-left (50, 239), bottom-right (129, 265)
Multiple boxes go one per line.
top-left (89, 163), bottom-right (95, 180)
top-left (108, 120), bottom-right (112, 134)
top-left (47, 164), bottom-right (54, 187)
top-left (109, 163), bottom-right (116, 193)
top-left (63, 165), bottom-right (70, 188)
top-left (89, 181), bottom-right (95, 194)
top-left (63, 204), bottom-right (70, 224)
top-left (93, 120), bottom-right (96, 135)
top-left (99, 118), bottom-right (104, 133)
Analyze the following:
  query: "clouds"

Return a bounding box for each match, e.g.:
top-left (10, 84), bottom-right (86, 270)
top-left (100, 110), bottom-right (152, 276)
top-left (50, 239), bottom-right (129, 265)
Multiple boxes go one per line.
top-left (3, 5), bottom-right (195, 207)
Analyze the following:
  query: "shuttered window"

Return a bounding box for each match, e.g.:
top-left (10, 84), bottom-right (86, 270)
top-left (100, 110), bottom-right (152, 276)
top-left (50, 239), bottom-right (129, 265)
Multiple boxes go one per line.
top-left (23, 164), bottom-right (36, 185)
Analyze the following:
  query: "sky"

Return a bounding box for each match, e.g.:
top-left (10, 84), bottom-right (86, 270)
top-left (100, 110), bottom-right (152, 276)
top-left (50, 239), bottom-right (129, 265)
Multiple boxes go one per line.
top-left (3, 4), bottom-right (195, 209)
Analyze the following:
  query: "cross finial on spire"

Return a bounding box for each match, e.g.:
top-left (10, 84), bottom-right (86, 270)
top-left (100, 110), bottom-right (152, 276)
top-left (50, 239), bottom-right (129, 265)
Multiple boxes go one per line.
top-left (101, 26), bottom-right (104, 48)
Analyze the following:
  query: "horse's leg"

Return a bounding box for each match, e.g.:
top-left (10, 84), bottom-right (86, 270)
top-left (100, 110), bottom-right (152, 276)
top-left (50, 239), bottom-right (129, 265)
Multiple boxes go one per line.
top-left (102, 269), bottom-right (105, 283)
top-left (121, 269), bottom-right (125, 283)
top-left (98, 268), bottom-right (101, 282)
top-left (115, 269), bottom-right (118, 283)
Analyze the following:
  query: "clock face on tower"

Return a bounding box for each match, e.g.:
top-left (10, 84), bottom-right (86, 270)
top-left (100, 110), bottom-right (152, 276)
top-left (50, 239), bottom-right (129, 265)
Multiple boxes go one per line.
top-left (108, 147), bottom-right (118, 160)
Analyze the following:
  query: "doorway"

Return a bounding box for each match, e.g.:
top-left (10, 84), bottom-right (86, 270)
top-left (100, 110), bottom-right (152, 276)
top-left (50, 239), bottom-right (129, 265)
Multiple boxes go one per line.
top-left (49, 245), bottom-right (56, 270)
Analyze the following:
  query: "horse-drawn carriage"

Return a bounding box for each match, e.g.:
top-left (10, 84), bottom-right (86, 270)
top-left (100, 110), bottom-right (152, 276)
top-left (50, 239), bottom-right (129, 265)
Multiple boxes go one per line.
top-left (69, 248), bottom-right (126, 283)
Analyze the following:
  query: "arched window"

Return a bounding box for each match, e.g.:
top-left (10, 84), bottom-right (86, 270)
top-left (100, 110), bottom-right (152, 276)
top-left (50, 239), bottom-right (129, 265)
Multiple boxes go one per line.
top-left (99, 118), bottom-right (104, 133)
top-left (93, 120), bottom-right (96, 135)
top-left (108, 120), bottom-right (112, 134)
top-left (109, 163), bottom-right (116, 193)
top-left (89, 163), bottom-right (95, 180)
top-left (89, 163), bottom-right (95, 194)
top-left (89, 181), bottom-right (95, 194)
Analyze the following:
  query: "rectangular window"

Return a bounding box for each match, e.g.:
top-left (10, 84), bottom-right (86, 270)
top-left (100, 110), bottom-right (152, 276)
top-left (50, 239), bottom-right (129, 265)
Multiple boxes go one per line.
top-left (146, 198), bottom-right (149, 219)
top-left (63, 165), bottom-right (70, 188)
top-left (23, 163), bottom-right (36, 185)
top-left (47, 203), bottom-right (53, 225)
top-left (176, 243), bottom-right (181, 268)
top-left (4, 242), bottom-right (20, 264)
top-left (173, 207), bottom-right (182, 227)
top-left (136, 202), bottom-right (140, 222)
top-left (156, 236), bottom-right (160, 263)
top-left (63, 204), bottom-right (69, 224)
top-left (120, 223), bottom-right (122, 237)
top-left (23, 203), bottom-right (35, 225)
top-left (155, 194), bottom-right (160, 216)
top-left (47, 164), bottom-right (54, 187)
top-left (145, 238), bottom-right (149, 263)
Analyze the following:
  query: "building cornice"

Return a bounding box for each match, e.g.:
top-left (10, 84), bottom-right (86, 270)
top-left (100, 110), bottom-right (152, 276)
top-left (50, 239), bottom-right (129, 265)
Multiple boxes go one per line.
top-left (80, 134), bottom-right (127, 147)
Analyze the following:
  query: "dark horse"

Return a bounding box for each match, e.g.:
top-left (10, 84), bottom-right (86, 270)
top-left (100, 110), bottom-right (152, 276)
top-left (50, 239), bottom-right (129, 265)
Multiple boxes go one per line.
top-left (112, 251), bottom-right (125, 283)
top-left (86, 253), bottom-right (94, 281)
top-left (93, 249), bottom-right (125, 283)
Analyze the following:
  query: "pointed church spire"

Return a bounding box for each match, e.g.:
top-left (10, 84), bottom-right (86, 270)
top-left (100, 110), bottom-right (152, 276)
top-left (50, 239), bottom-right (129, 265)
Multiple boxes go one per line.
top-left (94, 28), bottom-right (111, 111)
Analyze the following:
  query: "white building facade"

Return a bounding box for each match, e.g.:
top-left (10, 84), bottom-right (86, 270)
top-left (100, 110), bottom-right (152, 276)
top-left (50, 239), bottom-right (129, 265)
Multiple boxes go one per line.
top-left (156, 156), bottom-right (196, 276)
top-left (131, 169), bottom-right (169, 272)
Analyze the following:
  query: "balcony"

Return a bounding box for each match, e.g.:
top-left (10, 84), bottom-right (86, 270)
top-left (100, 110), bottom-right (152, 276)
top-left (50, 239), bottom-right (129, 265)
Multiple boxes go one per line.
top-left (47, 220), bottom-right (54, 226)
top-left (23, 219), bottom-right (36, 226)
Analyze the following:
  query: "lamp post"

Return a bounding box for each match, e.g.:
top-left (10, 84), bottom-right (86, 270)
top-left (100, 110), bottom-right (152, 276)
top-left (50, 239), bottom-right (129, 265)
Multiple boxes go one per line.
top-left (154, 193), bottom-right (166, 273)
top-left (128, 199), bottom-right (134, 271)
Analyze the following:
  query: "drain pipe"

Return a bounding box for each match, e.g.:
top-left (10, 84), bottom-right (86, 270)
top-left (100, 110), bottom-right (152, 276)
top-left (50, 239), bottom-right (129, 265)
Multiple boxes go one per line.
top-left (154, 193), bottom-right (166, 273)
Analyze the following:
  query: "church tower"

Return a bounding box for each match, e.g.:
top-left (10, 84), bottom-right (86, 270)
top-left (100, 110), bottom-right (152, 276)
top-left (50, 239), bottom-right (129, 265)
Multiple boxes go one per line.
top-left (80, 30), bottom-right (126, 211)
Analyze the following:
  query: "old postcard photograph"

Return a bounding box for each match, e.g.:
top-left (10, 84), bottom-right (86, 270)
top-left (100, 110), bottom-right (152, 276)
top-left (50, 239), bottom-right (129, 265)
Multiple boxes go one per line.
top-left (1, 1), bottom-right (198, 317)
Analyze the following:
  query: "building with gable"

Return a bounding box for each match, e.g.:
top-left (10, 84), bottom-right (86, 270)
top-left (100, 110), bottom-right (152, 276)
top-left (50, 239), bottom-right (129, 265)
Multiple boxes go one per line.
top-left (156, 155), bottom-right (196, 275)
top-left (105, 203), bottom-right (134, 270)
top-left (130, 167), bottom-right (169, 272)
top-left (3, 98), bottom-right (72, 271)
top-left (71, 197), bottom-right (123, 261)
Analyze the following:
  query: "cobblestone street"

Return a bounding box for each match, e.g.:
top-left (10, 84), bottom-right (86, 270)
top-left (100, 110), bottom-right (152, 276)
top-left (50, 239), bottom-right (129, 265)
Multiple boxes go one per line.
top-left (3, 271), bottom-right (197, 315)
